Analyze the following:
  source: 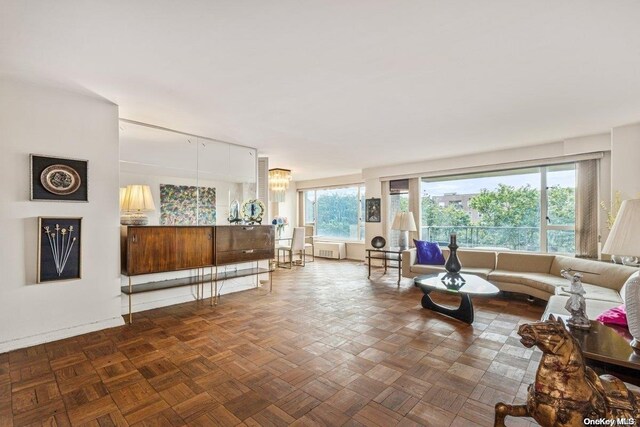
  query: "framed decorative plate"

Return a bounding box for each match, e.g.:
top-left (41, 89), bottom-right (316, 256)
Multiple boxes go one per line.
top-left (31, 154), bottom-right (88, 202)
top-left (40, 164), bottom-right (81, 195)
top-left (241, 199), bottom-right (265, 224)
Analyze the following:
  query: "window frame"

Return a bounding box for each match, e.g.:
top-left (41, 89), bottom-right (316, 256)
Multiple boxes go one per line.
top-left (420, 163), bottom-right (576, 254)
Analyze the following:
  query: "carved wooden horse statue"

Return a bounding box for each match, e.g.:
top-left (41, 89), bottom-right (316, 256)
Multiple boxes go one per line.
top-left (494, 315), bottom-right (640, 426)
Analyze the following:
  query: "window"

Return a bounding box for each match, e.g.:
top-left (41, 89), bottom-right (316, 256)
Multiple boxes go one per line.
top-left (421, 164), bottom-right (576, 253)
top-left (303, 185), bottom-right (365, 240)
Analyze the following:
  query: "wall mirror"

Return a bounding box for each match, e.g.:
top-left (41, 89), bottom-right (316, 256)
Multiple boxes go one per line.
top-left (119, 120), bottom-right (257, 226)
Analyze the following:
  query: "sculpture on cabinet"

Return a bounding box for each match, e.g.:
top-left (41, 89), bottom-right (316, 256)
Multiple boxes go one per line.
top-left (241, 199), bottom-right (265, 224)
top-left (228, 199), bottom-right (242, 224)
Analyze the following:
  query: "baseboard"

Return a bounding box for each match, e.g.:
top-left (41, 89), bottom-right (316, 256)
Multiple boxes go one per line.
top-left (0, 316), bottom-right (125, 354)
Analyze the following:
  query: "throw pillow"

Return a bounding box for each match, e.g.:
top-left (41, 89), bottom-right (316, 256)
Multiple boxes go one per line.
top-left (595, 305), bottom-right (628, 327)
top-left (414, 239), bottom-right (446, 265)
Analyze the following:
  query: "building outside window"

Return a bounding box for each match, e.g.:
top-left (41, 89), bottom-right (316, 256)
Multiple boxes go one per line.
top-left (303, 184), bottom-right (365, 241)
top-left (420, 164), bottom-right (576, 253)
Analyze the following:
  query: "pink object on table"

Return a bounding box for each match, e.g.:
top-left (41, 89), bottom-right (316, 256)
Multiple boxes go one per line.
top-left (596, 305), bottom-right (628, 327)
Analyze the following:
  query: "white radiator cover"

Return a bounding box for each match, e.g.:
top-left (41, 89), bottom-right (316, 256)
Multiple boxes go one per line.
top-left (314, 242), bottom-right (346, 259)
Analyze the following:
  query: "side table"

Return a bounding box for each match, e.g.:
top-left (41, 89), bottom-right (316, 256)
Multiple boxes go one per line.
top-left (544, 313), bottom-right (640, 387)
top-left (366, 248), bottom-right (403, 287)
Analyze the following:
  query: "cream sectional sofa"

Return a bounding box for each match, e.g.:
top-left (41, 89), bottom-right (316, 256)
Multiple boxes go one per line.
top-left (402, 247), bottom-right (638, 319)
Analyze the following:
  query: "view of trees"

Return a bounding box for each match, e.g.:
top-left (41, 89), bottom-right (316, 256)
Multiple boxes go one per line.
top-left (315, 188), bottom-right (359, 239)
top-left (307, 179), bottom-right (575, 253)
top-left (422, 184), bottom-right (575, 253)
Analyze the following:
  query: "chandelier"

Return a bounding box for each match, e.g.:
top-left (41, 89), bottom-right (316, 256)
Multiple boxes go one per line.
top-left (269, 168), bottom-right (292, 203)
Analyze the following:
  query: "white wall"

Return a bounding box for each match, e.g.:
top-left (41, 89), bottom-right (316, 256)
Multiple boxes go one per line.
top-left (611, 123), bottom-right (640, 200)
top-left (0, 78), bottom-right (122, 352)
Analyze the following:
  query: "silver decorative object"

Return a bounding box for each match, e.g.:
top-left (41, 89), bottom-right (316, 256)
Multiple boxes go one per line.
top-left (561, 269), bottom-right (591, 330)
top-left (43, 224), bottom-right (77, 276)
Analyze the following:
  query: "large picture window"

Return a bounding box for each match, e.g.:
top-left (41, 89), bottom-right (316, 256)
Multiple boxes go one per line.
top-left (421, 164), bottom-right (575, 253)
top-left (304, 185), bottom-right (366, 240)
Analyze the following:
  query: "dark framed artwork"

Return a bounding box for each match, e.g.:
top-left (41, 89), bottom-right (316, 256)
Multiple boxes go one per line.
top-left (30, 154), bottom-right (88, 202)
top-left (365, 198), bottom-right (381, 222)
top-left (38, 217), bottom-right (82, 283)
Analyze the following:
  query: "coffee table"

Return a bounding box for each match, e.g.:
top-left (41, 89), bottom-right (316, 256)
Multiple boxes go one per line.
top-left (414, 272), bottom-right (499, 324)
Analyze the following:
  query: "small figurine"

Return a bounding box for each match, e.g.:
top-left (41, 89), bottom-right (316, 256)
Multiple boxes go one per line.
top-left (561, 269), bottom-right (591, 330)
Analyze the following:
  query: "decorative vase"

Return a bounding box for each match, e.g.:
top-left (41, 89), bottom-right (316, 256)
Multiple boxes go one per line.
top-left (445, 233), bottom-right (462, 273)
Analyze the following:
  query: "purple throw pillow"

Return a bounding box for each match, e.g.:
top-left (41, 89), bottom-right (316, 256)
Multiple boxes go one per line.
top-left (414, 240), bottom-right (445, 265)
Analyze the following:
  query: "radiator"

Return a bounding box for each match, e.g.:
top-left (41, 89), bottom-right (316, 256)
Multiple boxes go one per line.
top-left (313, 242), bottom-right (346, 259)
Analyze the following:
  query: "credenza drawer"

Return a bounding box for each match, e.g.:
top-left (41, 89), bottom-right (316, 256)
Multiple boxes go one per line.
top-left (216, 248), bottom-right (274, 265)
top-left (216, 226), bottom-right (274, 252)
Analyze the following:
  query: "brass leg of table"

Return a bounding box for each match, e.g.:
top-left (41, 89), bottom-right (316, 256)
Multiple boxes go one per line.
top-left (270, 269), bottom-right (273, 293)
top-left (398, 257), bottom-right (402, 288)
top-left (367, 252), bottom-right (371, 279)
top-left (384, 257), bottom-right (387, 275)
top-left (210, 267), bottom-right (214, 307)
top-left (128, 276), bottom-right (132, 324)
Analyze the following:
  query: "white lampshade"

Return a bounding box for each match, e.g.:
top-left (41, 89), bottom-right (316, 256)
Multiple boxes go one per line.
top-left (602, 199), bottom-right (640, 257)
top-left (122, 185), bottom-right (156, 212)
top-left (391, 211), bottom-right (417, 232)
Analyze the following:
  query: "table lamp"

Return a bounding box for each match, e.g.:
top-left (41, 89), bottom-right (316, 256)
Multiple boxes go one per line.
top-left (392, 211), bottom-right (417, 251)
top-left (602, 198), bottom-right (640, 351)
top-left (121, 184), bottom-right (156, 225)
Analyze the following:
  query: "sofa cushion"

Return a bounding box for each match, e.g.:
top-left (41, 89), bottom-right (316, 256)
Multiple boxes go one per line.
top-left (414, 240), bottom-right (446, 265)
top-left (410, 264), bottom-right (493, 279)
top-left (555, 283), bottom-right (623, 303)
top-left (543, 295), bottom-right (620, 320)
top-left (496, 252), bottom-right (555, 273)
top-left (488, 270), bottom-right (565, 294)
top-left (440, 247), bottom-right (496, 269)
top-left (410, 264), bottom-right (445, 275)
top-left (549, 256), bottom-right (637, 291)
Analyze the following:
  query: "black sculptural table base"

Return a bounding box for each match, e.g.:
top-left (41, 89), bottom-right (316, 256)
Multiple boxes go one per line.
top-left (420, 289), bottom-right (474, 324)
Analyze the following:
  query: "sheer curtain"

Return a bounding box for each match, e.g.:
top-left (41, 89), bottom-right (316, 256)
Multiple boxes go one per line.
top-left (381, 180), bottom-right (390, 244)
top-left (408, 178), bottom-right (421, 246)
top-left (575, 159), bottom-right (598, 258)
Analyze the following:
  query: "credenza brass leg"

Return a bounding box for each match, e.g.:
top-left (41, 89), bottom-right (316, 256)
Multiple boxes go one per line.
top-left (128, 276), bottom-right (132, 324)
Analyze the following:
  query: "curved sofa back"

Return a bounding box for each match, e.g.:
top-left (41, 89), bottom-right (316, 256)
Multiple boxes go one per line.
top-left (495, 252), bottom-right (555, 273)
top-left (550, 256), bottom-right (637, 291)
top-left (440, 247), bottom-right (496, 269)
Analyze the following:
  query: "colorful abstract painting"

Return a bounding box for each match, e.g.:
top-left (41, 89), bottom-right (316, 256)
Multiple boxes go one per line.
top-left (159, 184), bottom-right (216, 225)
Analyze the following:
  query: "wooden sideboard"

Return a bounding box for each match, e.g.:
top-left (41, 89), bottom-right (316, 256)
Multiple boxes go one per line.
top-left (121, 225), bottom-right (274, 322)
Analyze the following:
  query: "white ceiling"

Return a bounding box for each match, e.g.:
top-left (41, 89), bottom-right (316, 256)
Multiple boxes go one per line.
top-left (2, 1), bottom-right (640, 180)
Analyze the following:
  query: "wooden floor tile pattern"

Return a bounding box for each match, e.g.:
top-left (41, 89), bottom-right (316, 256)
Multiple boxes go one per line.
top-left (1, 260), bottom-right (545, 426)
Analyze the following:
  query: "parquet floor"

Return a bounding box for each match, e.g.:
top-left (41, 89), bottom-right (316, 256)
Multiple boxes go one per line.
top-left (1, 260), bottom-right (546, 426)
